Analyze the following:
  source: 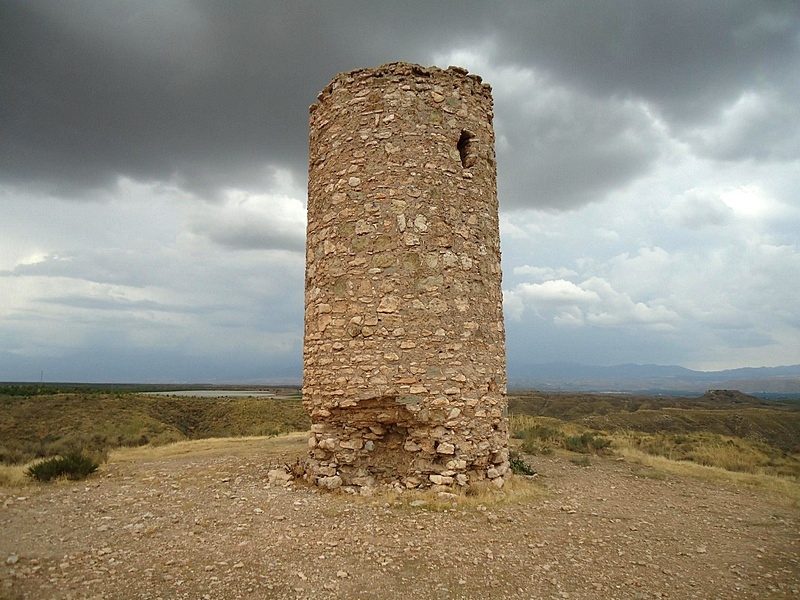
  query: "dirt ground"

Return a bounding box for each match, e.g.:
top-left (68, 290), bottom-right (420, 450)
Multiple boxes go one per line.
top-left (1, 434), bottom-right (798, 599)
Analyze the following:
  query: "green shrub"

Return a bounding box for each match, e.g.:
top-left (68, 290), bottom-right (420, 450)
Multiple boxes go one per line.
top-left (514, 424), bottom-right (562, 443)
top-left (26, 451), bottom-right (100, 482)
top-left (564, 432), bottom-right (611, 454)
top-left (519, 439), bottom-right (554, 456)
top-left (514, 421), bottom-right (565, 455)
top-left (509, 450), bottom-right (537, 476)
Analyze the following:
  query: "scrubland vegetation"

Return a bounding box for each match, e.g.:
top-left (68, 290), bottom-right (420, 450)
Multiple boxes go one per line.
top-left (0, 387), bottom-right (308, 467)
top-left (1, 386), bottom-right (798, 493)
top-left (508, 390), bottom-right (800, 498)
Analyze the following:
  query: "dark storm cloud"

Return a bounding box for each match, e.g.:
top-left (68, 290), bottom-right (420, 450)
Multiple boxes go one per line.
top-left (2, 1), bottom-right (798, 208)
top-left (493, 2), bottom-right (800, 122)
top-left (487, 1), bottom-right (800, 207)
top-left (1, 0), bottom-right (318, 196)
top-left (0, 0), bottom-right (476, 197)
top-left (494, 81), bottom-right (665, 209)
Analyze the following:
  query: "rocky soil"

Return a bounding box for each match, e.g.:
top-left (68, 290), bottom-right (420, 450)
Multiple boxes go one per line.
top-left (2, 434), bottom-right (798, 599)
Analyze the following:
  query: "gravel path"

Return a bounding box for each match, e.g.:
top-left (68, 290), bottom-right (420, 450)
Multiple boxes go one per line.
top-left (2, 435), bottom-right (798, 599)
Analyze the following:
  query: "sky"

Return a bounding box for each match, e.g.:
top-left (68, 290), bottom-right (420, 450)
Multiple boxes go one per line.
top-left (2, 1), bottom-right (799, 383)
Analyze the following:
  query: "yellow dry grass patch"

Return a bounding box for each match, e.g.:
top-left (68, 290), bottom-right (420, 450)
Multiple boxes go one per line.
top-left (509, 413), bottom-right (585, 437)
top-left (1, 433), bottom-right (310, 488)
top-left (109, 431), bottom-right (309, 463)
top-left (0, 464), bottom-right (30, 487)
top-left (618, 446), bottom-right (800, 507)
top-left (347, 474), bottom-right (546, 512)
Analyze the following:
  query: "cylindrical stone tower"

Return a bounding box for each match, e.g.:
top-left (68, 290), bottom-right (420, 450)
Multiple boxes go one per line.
top-left (304, 62), bottom-right (508, 491)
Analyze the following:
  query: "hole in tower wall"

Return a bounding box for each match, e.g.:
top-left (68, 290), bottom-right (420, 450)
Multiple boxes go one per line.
top-left (457, 129), bottom-right (478, 168)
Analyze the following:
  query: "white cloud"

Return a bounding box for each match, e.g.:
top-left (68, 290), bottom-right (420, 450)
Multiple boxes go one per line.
top-left (518, 279), bottom-right (599, 305)
top-left (719, 185), bottom-right (785, 219)
top-left (189, 188), bottom-right (307, 252)
top-left (504, 275), bottom-right (676, 332)
top-left (594, 228), bottom-right (621, 242)
top-left (685, 89), bottom-right (800, 161)
top-left (501, 168), bottom-right (800, 368)
top-left (552, 306), bottom-right (585, 328)
top-left (665, 188), bottom-right (734, 229)
top-left (512, 265), bottom-right (578, 280)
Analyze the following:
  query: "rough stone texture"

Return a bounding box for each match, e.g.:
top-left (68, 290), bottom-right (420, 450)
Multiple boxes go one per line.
top-left (303, 62), bottom-right (508, 490)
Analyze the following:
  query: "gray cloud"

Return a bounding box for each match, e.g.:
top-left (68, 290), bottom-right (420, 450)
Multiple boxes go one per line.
top-left (494, 79), bottom-right (665, 209)
top-left (4, 1), bottom-right (797, 210)
top-left (38, 295), bottom-right (186, 313)
top-left (2, 1), bottom-right (799, 381)
top-left (0, 1), bottom-right (454, 198)
top-left (685, 90), bottom-right (800, 162)
top-left (665, 190), bottom-right (734, 229)
top-left (188, 191), bottom-right (306, 252)
top-left (495, 2), bottom-right (800, 124)
top-left (2, 251), bottom-right (161, 287)
top-left (195, 223), bottom-right (305, 253)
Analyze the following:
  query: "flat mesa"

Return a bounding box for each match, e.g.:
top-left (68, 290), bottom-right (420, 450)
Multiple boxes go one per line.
top-left (303, 62), bottom-right (509, 492)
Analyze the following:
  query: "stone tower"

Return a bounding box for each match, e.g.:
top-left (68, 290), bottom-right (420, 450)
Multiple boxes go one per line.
top-left (303, 62), bottom-right (508, 491)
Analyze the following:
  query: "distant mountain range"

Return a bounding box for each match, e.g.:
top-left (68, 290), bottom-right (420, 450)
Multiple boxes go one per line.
top-left (507, 362), bottom-right (800, 395)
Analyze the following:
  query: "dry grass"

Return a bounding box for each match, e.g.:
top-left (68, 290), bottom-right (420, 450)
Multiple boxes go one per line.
top-left (612, 430), bottom-right (800, 479)
top-left (510, 411), bottom-right (799, 478)
top-left (110, 432), bottom-right (309, 462)
top-left (5, 388), bottom-right (797, 507)
top-left (616, 445), bottom-right (800, 508)
top-left (0, 464), bottom-right (30, 487)
top-left (0, 392), bottom-right (310, 465)
top-left (360, 473), bottom-right (545, 512)
top-left (510, 409), bottom-right (800, 506)
top-left (509, 414), bottom-right (612, 455)
top-left (509, 413), bottom-right (583, 437)
top-left (509, 391), bottom-right (800, 454)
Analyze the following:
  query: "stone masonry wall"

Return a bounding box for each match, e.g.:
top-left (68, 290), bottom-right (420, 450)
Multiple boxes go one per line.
top-left (303, 62), bottom-right (508, 492)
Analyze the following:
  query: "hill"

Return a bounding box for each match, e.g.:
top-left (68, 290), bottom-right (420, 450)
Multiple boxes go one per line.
top-left (508, 362), bottom-right (800, 394)
top-left (0, 390), bottom-right (308, 465)
top-left (508, 390), bottom-right (800, 452)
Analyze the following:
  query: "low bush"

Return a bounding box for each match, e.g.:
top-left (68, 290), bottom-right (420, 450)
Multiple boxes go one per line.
top-left (563, 432), bottom-right (612, 454)
top-left (615, 431), bottom-right (800, 479)
top-left (519, 440), bottom-right (555, 456)
top-left (509, 450), bottom-right (537, 476)
top-left (511, 415), bottom-right (610, 456)
top-left (25, 451), bottom-right (100, 482)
